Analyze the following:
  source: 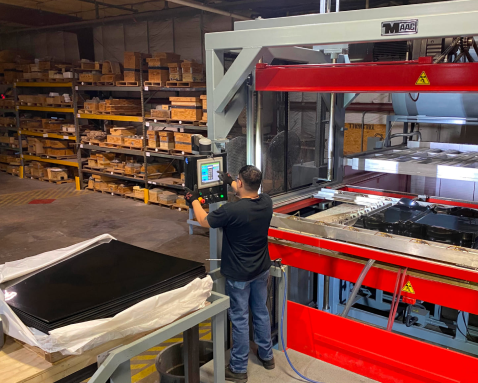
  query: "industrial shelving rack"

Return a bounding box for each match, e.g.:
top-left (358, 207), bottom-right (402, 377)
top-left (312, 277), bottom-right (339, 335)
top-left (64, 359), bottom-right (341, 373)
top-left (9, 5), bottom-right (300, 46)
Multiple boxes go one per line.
top-left (13, 81), bottom-right (80, 184)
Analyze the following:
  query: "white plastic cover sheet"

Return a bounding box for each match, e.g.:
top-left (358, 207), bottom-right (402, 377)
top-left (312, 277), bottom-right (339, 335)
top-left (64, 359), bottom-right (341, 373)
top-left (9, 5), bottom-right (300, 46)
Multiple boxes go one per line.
top-left (0, 235), bottom-right (212, 355)
top-left (148, 19), bottom-right (174, 54)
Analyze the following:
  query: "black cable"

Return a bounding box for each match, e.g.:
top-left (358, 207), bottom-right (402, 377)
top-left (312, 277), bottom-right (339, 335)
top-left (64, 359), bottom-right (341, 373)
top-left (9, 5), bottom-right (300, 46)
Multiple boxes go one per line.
top-left (408, 93), bottom-right (420, 102)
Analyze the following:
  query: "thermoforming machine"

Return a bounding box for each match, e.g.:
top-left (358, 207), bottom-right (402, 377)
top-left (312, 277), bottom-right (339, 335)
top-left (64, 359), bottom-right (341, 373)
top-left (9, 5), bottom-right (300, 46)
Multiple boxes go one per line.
top-left (205, 1), bottom-right (478, 382)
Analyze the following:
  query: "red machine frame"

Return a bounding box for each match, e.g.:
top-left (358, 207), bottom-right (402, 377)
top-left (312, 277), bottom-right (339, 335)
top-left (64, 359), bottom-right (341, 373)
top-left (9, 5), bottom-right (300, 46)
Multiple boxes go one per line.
top-left (255, 57), bottom-right (478, 93)
top-left (269, 185), bottom-right (478, 382)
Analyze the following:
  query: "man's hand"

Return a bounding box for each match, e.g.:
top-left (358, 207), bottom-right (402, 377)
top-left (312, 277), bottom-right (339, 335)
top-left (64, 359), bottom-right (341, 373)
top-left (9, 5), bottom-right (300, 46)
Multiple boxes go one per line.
top-left (218, 171), bottom-right (233, 186)
top-left (185, 185), bottom-right (202, 206)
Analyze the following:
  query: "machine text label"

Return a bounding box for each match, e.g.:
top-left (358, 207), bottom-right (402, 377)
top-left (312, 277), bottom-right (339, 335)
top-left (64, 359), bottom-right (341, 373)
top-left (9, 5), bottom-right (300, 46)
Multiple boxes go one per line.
top-left (381, 20), bottom-right (418, 36)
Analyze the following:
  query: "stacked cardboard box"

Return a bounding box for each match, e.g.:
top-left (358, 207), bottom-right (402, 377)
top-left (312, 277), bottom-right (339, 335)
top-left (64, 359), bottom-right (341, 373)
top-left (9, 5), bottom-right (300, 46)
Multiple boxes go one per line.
top-left (146, 52), bottom-right (180, 84)
top-left (105, 99), bottom-right (142, 115)
top-left (200, 95), bottom-right (207, 122)
top-left (174, 132), bottom-right (193, 152)
top-left (150, 105), bottom-right (170, 119)
top-left (46, 168), bottom-right (69, 181)
top-left (30, 161), bottom-right (49, 178)
top-left (26, 137), bottom-right (44, 154)
top-left (124, 52), bottom-right (151, 82)
top-left (107, 126), bottom-right (137, 145)
top-left (169, 97), bottom-right (202, 121)
top-left (181, 60), bottom-right (204, 82)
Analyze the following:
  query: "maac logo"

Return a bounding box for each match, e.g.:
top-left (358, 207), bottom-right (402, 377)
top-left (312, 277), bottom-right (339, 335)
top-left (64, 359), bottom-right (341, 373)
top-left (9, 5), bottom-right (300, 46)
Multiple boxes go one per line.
top-left (381, 20), bottom-right (418, 36)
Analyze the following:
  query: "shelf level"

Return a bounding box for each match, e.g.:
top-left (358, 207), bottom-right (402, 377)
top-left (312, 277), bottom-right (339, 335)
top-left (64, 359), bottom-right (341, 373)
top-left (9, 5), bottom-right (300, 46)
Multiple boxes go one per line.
top-left (81, 169), bottom-right (146, 183)
top-left (80, 144), bottom-right (185, 160)
top-left (77, 86), bottom-right (141, 92)
top-left (23, 155), bottom-right (79, 167)
top-left (145, 121), bottom-right (207, 132)
top-left (15, 82), bottom-right (73, 88)
top-left (18, 106), bottom-right (74, 113)
top-left (144, 86), bottom-right (207, 92)
top-left (78, 113), bottom-right (143, 122)
top-left (20, 130), bottom-right (76, 140)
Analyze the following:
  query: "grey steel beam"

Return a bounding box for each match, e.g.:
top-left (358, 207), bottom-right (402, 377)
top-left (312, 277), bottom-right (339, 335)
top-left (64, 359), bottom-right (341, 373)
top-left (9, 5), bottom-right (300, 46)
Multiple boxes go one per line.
top-left (264, 47), bottom-right (328, 64)
top-left (212, 47), bottom-right (263, 114)
top-left (206, 4), bottom-right (478, 50)
top-left (233, 0), bottom-right (478, 31)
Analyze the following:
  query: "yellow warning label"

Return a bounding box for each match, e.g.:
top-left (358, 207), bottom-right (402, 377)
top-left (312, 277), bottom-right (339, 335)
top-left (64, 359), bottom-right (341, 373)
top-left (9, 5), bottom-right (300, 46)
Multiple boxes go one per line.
top-left (402, 281), bottom-right (415, 294)
top-left (415, 71), bottom-right (430, 85)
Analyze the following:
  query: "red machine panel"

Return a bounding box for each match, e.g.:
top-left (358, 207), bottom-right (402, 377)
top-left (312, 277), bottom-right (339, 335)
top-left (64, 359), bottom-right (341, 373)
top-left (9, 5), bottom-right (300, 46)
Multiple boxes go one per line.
top-left (288, 301), bottom-right (478, 383)
top-left (255, 59), bottom-right (478, 93)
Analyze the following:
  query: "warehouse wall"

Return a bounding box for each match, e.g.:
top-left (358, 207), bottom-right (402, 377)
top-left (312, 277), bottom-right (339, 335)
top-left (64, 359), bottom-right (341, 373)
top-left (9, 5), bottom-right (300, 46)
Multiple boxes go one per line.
top-left (93, 13), bottom-right (233, 63)
top-left (0, 31), bottom-right (80, 63)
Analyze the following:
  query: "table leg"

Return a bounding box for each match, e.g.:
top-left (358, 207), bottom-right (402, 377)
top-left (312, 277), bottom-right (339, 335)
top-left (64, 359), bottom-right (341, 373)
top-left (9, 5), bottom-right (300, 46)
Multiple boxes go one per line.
top-left (212, 311), bottom-right (225, 383)
top-left (184, 325), bottom-right (200, 383)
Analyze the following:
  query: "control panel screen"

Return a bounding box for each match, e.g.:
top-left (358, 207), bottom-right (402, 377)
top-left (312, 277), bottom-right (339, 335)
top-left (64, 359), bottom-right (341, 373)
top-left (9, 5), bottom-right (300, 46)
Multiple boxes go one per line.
top-left (197, 157), bottom-right (223, 189)
top-left (201, 162), bottom-right (220, 185)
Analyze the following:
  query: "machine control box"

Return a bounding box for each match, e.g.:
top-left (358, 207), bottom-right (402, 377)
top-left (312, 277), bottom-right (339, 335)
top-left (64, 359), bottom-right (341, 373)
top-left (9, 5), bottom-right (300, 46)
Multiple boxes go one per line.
top-left (184, 153), bottom-right (228, 204)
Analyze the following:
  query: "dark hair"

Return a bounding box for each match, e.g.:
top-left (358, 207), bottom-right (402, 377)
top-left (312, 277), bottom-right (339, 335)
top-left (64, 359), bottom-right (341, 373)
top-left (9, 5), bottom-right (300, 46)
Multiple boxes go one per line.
top-left (238, 165), bottom-right (262, 192)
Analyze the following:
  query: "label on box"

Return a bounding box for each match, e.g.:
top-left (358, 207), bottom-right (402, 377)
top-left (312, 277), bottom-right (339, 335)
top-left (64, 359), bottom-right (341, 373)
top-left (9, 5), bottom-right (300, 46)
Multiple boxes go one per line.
top-left (75, 86), bottom-right (79, 90)
top-left (146, 152), bottom-right (150, 157)
top-left (43, 133), bottom-right (48, 137)
top-left (63, 136), bottom-right (69, 140)
top-left (146, 122), bottom-right (150, 127)
top-left (144, 86), bottom-right (149, 91)
top-left (80, 144), bottom-right (83, 148)
top-left (77, 114), bottom-right (81, 118)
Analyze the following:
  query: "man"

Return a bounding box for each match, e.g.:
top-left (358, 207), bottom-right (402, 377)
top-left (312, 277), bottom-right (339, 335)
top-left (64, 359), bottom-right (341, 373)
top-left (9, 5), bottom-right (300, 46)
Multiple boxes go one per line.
top-left (185, 165), bottom-right (274, 383)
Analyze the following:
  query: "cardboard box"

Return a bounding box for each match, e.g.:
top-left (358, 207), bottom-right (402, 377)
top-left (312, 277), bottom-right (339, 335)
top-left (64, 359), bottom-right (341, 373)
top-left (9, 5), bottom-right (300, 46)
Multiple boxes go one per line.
top-left (102, 61), bottom-right (122, 75)
top-left (42, 119), bottom-right (64, 131)
top-left (99, 102), bottom-right (106, 112)
top-left (147, 130), bottom-right (157, 139)
top-left (168, 62), bottom-right (182, 81)
top-left (124, 163), bottom-right (142, 175)
top-left (79, 73), bottom-right (102, 82)
top-left (45, 148), bottom-right (74, 156)
top-left (152, 52), bottom-right (180, 61)
top-left (101, 74), bottom-right (122, 82)
top-left (123, 136), bottom-right (143, 148)
top-left (0, 136), bottom-right (14, 144)
top-left (174, 132), bottom-right (192, 152)
top-left (118, 185), bottom-right (134, 194)
top-left (124, 70), bottom-right (146, 82)
top-left (20, 119), bottom-right (42, 130)
top-left (46, 95), bottom-right (64, 104)
top-left (181, 61), bottom-right (203, 74)
top-left (151, 109), bottom-right (170, 119)
top-left (183, 73), bottom-right (205, 82)
top-left (148, 139), bottom-right (159, 148)
top-left (38, 61), bottom-right (55, 70)
top-left (344, 123), bottom-right (387, 155)
top-left (133, 187), bottom-right (145, 200)
top-left (149, 188), bottom-right (163, 203)
top-left (159, 191), bottom-right (177, 204)
top-left (159, 131), bottom-right (175, 150)
top-left (96, 153), bottom-right (115, 167)
top-left (88, 158), bottom-right (97, 167)
top-left (170, 106), bottom-right (202, 121)
top-left (106, 182), bottom-right (120, 193)
top-left (84, 100), bottom-right (99, 111)
top-left (47, 168), bottom-right (69, 181)
top-left (44, 139), bottom-right (69, 149)
top-left (107, 135), bottom-right (123, 145)
top-left (81, 62), bottom-right (101, 71)
top-left (88, 178), bottom-right (95, 189)
top-left (148, 69), bottom-right (169, 83)
top-left (110, 126), bottom-right (137, 136)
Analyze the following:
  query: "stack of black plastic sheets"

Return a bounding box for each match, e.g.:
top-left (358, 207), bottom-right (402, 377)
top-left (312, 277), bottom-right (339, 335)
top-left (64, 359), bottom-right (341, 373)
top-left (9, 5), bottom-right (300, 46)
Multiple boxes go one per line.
top-left (4, 240), bottom-right (207, 334)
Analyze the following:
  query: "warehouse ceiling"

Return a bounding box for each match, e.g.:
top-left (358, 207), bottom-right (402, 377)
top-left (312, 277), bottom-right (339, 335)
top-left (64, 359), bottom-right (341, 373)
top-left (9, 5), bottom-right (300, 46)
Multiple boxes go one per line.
top-left (0, 0), bottom-right (453, 32)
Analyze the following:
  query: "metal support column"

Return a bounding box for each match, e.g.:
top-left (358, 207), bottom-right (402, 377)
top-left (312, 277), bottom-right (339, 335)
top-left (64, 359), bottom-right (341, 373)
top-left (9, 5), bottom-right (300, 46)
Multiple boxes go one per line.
top-left (109, 361), bottom-right (131, 383)
top-left (209, 202), bottom-right (226, 273)
top-left (73, 76), bottom-right (83, 189)
top-left (14, 84), bottom-right (23, 178)
top-left (326, 57), bottom-right (337, 180)
top-left (255, 59), bottom-right (263, 171)
top-left (212, 310), bottom-right (226, 383)
top-left (246, 77), bottom-right (255, 165)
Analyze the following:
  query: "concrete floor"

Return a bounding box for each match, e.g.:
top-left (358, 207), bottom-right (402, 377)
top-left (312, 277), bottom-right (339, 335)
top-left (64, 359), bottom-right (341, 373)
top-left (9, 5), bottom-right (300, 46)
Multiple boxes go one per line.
top-left (201, 344), bottom-right (378, 383)
top-left (0, 173), bottom-right (376, 383)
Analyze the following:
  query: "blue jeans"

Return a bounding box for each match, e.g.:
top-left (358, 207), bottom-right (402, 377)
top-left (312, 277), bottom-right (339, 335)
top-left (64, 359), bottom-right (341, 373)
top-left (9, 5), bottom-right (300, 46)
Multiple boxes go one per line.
top-left (225, 270), bottom-right (273, 373)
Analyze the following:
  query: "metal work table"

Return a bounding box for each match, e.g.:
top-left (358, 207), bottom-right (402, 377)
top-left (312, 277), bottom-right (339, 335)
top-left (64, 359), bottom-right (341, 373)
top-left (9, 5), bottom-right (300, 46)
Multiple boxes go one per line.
top-left (2, 291), bottom-right (229, 383)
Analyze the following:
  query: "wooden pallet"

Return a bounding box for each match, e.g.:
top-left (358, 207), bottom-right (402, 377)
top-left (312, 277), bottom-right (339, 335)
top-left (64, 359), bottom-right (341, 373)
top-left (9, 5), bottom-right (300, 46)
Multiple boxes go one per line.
top-left (98, 142), bottom-right (143, 150)
top-left (97, 81), bottom-right (116, 86)
top-left (96, 110), bottom-right (142, 116)
top-left (146, 117), bottom-right (168, 122)
top-left (13, 339), bottom-right (69, 363)
top-left (166, 81), bottom-right (206, 88)
top-left (39, 178), bottom-right (74, 184)
top-left (19, 102), bottom-right (43, 106)
top-left (45, 102), bottom-right (73, 108)
top-left (104, 168), bottom-right (126, 175)
top-left (199, 121), bottom-right (207, 126)
top-left (86, 187), bottom-right (125, 196)
top-left (144, 81), bottom-right (166, 87)
top-left (149, 200), bottom-right (174, 208)
top-left (26, 128), bottom-right (64, 133)
top-left (146, 147), bottom-right (172, 154)
top-left (116, 81), bottom-right (139, 87)
top-left (83, 165), bottom-right (106, 171)
top-left (80, 81), bottom-right (99, 86)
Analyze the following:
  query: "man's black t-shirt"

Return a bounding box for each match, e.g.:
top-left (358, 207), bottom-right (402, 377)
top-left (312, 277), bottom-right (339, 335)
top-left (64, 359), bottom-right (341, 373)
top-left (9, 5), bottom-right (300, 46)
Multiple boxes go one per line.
top-left (207, 194), bottom-right (273, 282)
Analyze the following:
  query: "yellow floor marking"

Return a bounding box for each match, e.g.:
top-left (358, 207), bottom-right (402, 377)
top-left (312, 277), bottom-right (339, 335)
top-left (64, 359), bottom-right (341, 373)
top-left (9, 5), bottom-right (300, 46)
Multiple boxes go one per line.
top-left (199, 328), bottom-right (210, 333)
top-left (132, 364), bottom-right (157, 383)
top-left (148, 346), bottom-right (167, 352)
top-left (131, 364), bottom-right (148, 370)
top-left (163, 337), bottom-right (183, 343)
top-left (132, 355), bottom-right (158, 361)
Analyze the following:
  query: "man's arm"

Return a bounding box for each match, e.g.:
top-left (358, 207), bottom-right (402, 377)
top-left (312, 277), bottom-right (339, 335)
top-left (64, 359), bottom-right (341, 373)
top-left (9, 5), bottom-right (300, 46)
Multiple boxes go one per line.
top-left (191, 200), bottom-right (210, 228)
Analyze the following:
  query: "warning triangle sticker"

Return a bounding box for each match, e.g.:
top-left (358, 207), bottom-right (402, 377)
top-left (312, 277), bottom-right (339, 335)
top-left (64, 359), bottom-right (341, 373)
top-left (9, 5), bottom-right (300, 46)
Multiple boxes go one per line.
top-left (402, 281), bottom-right (415, 294)
top-left (416, 71), bottom-right (430, 85)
